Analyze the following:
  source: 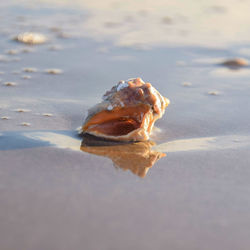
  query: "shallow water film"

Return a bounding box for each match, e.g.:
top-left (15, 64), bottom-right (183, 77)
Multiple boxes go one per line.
top-left (1, 1), bottom-right (250, 250)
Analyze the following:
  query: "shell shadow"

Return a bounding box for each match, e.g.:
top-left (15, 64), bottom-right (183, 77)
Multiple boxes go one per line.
top-left (0, 130), bottom-right (77, 150)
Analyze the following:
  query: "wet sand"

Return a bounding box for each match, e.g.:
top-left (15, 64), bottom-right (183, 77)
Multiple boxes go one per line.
top-left (1, 1), bottom-right (250, 250)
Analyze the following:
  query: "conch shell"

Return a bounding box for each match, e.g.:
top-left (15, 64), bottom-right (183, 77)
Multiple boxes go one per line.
top-left (81, 135), bottom-right (165, 178)
top-left (82, 77), bottom-right (169, 142)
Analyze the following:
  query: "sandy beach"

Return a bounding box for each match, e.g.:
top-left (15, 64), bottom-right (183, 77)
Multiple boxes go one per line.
top-left (1, 1), bottom-right (250, 250)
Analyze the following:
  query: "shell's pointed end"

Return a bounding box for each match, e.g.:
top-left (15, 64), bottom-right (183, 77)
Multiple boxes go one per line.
top-left (165, 97), bottom-right (170, 107)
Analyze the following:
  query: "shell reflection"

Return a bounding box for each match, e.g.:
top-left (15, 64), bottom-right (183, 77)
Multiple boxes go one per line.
top-left (80, 135), bottom-right (165, 178)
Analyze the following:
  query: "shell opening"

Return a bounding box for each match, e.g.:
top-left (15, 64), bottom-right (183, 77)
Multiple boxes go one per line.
top-left (83, 104), bottom-right (151, 137)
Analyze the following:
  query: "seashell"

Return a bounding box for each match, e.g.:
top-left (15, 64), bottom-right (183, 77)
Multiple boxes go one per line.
top-left (3, 82), bottom-right (17, 86)
top-left (82, 77), bottom-right (170, 142)
top-left (22, 67), bottom-right (37, 73)
top-left (1, 116), bottom-right (10, 120)
top-left (42, 113), bottom-right (53, 117)
top-left (13, 32), bottom-right (47, 45)
top-left (20, 122), bottom-right (31, 126)
top-left (81, 135), bottom-right (165, 178)
top-left (45, 68), bottom-right (63, 74)
top-left (220, 58), bottom-right (248, 69)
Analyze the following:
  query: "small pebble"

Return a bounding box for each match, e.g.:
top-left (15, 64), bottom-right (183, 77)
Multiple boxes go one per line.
top-left (1, 116), bottom-right (10, 120)
top-left (48, 45), bottom-right (63, 51)
top-left (14, 108), bottom-right (31, 113)
top-left (233, 139), bottom-right (240, 143)
top-left (162, 16), bottom-right (172, 24)
top-left (12, 71), bottom-right (20, 75)
top-left (42, 113), bottom-right (53, 117)
top-left (20, 47), bottom-right (35, 53)
top-left (14, 32), bottom-right (47, 45)
top-left (50, 27), bottom-right (61, 32)
top-left (220, 58), bottom-right (248, 68)
top-left (23, 67), bottom-right (37, 73)
top-left (20, 122), bottom-right (31, 126)
top-left (208, 91), bottom-right (220, 96)
top-left (182, 81), bottom-right (192, 87)
top-left (3, 82), bottom-right (17, 86)
top-left (45, 69), bottom-right (63, 74)
top-left (6, 49), bottom-right (19, 55)
top-left (57, 32), bottom-right (71, 39)
top-left (0, 72), bottom-right (5, 75)
top-left (21, 75), bottom-right (31, 79)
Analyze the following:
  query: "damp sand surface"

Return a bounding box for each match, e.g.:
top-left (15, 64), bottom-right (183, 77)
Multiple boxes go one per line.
top-left (0, 1), bottom-right (250, 250)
